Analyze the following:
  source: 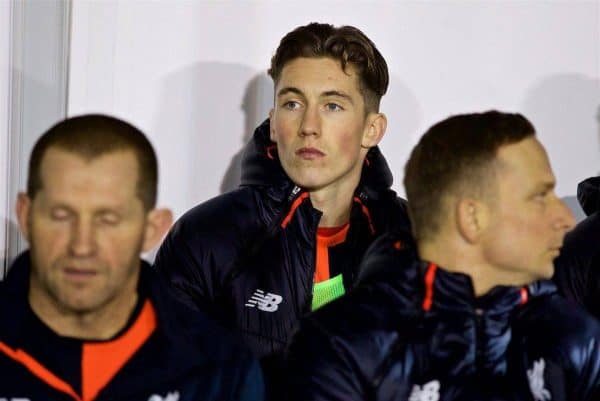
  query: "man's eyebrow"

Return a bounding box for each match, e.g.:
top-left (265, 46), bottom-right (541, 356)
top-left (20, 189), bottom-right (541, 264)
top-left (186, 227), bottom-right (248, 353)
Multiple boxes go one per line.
top-left (321, 90), bottom-right (353, 104)
top-left (530, 180), bottom-right (556, 195)
top-left (539, 180), bottom-right (556, 191)
top-left (277, 87), bottom-right (304, 98)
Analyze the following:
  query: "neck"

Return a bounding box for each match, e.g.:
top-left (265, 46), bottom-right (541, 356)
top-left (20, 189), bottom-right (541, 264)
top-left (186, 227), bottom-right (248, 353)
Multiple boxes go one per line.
top-left (309, 185), bottom-right (357, 227)
top-left (29, 274), bottom-right (139, 340)
top-left (307, 155), bottom-right (364, 227)
top-left (418, 238), bottom-right (528, 297)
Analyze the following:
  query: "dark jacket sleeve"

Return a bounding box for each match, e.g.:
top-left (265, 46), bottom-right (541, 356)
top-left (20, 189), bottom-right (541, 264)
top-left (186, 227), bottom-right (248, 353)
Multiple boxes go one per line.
top-left (553, 212), bottom-right (600, 319)
top-left (564, 308), bottom-right (600, 400)
top-left (234, 354), bottom-right (266, 401)
top-left (285, 317), bottom-right (367, 401)
top-left (524, 296), bottom-right (600, 401)
top-left (153, 189), bottom-right (265, 322)
top-left (153, 219), bottom-right (217, 314)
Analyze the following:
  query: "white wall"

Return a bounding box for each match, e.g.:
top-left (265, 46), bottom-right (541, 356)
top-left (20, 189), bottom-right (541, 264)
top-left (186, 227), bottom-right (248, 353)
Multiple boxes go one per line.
top-left (2, 0), bottom-right (70, 271)
top-left (1, 0), bottom-right (10, 273)
top-left (68, 1), bottom-right (600, 222)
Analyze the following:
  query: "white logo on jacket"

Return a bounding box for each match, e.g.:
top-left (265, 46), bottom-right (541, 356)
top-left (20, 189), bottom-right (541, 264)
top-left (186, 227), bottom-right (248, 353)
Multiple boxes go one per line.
top-left (245, 289), bottom-right (283, 312)
top-left (408, 379), bottom-right (440, 401)
top-left (527, 358), bottom-right (551, 401)
top-left (148, 391), bottom-right (180, 401)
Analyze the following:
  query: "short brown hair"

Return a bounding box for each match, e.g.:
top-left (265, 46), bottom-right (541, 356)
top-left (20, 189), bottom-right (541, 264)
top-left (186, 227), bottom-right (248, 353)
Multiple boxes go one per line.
top-left (268, 22), bottom-right (388, 113)
top-left (404, 110), bottom-right (535, 241)
top-left (28, 114), bottom-right (158, 210)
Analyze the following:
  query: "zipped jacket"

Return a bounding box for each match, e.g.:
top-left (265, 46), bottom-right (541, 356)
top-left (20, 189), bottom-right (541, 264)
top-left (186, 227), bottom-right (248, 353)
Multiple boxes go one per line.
top-left (554, 176), bottom-right (600, 319)
top-left (0, 252), bottom-right (264, 401)
top-left (153, 119), bottom-right (411, 359)
top-left (287, 233), bottom-right (600, 401)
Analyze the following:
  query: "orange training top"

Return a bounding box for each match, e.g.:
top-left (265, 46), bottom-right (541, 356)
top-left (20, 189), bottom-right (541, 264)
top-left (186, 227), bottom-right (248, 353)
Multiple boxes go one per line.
top-left (314, 224), bottom-right (350, 283)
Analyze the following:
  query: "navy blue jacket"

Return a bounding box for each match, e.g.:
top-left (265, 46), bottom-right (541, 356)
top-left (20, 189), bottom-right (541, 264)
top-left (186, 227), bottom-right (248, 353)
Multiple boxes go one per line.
top-left (154, 120), bottom-right (411, 359)
top-left (0, 252), bottom-right (264, 401)
top-left (287, 233), bottom-right (600, 401)
top-left (554, 176), bottom-right (600, 319)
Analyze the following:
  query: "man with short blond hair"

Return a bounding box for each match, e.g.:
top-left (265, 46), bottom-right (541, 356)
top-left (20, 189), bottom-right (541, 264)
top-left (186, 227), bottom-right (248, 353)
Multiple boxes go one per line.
top-left (286, 111), bottom-right (600, 401)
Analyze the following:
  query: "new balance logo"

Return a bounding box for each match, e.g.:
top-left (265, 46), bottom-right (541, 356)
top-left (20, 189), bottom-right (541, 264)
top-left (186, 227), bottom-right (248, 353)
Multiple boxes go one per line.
top-left (408, 380), bottom-right (440, 401)
top-left (528, 358), bottom-right (551, 401)
top-left (245, 289), bottom-right (283, 312)
top-left (148, 391), bottom-right (179, 401)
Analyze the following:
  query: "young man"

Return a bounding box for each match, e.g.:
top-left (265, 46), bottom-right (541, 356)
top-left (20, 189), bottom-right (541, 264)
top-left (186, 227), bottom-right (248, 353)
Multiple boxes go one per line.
top-left (154, 23), bottom-right (410, 360)
top-left (286, 111), bottom-right (600, 400)
top-left (0, 115), bottom-right (263, 400)
top-left (554, 176), bottom-right (600, 319)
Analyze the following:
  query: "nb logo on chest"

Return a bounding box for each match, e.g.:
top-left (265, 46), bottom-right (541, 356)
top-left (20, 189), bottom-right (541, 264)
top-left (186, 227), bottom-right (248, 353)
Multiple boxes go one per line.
top-left (245, 289), bottom-right (283, 312)
top-left (408, 380), bottom-right (440, 401)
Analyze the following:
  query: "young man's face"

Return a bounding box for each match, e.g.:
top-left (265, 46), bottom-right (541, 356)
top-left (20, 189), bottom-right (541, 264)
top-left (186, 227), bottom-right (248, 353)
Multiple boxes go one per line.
top-left (17, 148), bottom-right (151, 316)
top-left (269, 57), bottom-right (382, 194)
top-left (480, 137), bottom-right (575, 283)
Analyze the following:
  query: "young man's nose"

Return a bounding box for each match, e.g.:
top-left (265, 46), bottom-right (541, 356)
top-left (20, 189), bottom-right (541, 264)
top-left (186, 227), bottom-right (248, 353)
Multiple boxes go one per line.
top-left (299, 106), bottom-right (321, 137)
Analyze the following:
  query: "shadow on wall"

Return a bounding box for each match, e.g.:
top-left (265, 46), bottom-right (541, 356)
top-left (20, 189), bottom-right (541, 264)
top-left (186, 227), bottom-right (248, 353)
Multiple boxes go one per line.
top-left (220, 73), bottom-right (273, 193)
top-left (378, 73), bottom-right (422, 195)
top-left (153, 62), bottom-right (269, 216)
top-left (521, 73), bottom-right (600, 221)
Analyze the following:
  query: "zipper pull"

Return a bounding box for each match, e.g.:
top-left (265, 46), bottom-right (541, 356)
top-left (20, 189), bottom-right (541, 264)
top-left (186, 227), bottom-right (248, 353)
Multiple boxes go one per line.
top-left (288, 185), bottom-right (302, 202)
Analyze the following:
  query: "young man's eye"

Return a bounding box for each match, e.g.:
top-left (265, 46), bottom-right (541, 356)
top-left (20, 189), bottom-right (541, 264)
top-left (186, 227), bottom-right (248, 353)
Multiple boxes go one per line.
top-left (282, 101), bottom-right (301, 110)
top-left (325, 103), bottom-right (343, 112)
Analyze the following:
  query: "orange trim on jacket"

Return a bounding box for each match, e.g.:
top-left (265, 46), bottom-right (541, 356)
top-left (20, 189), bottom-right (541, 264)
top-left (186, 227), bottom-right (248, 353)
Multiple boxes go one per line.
top-left (281, 192), bottom-right (310, 228)
top-left (422, 263), bottom-right (438, 312)
top-left (0, 299), bottom-right (157, 401)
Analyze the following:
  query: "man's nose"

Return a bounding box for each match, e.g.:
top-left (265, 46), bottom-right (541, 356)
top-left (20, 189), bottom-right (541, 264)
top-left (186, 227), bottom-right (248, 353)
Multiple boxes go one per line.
top-left (554, 197), bottom-right (576, 232)
top-left (69, 218), bottom-right (97, 257)
top-left (299, 105), bottom-right (320, 137)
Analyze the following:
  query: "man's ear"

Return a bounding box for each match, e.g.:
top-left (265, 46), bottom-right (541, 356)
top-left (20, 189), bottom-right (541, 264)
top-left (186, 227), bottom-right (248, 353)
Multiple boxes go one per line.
top-left (16, 193), bottom-right (31, 241)
top-left (269, 109), bottom-right (277, 142)
top-left (456, 198), bottom-right (488, 244)
top-left (142, 208), bottom-right (173, 253)
top-left (361, 113), bottom-right (387, 148)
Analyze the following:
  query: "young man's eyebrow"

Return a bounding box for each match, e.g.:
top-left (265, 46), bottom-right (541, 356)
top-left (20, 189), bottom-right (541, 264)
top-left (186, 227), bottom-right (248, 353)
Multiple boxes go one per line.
top-left (321, 90), bottom-right (354, 104)
top-left (277, 87), bottom-right (304, 98)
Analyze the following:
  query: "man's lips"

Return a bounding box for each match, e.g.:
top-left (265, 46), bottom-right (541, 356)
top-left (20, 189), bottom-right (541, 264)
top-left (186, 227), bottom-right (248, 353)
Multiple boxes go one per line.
top-left (63, 267), bottom-right (98, 281)
top-left (295, 147), bottom-right (325, 160)
top-left (548, 245), bottom-right (562, 256)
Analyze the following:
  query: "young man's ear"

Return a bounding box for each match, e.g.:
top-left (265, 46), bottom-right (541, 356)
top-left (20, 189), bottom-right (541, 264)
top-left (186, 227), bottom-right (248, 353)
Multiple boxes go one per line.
top-left (16, 192), bottom-right (31, 241)
top-left (142, 208), bottom-right (173, 253)
top-left (269, 109), bottom-right (277, 142)
top-left (456, 198), bottom-right (488, 244)
top-left (361, 113), bottom-right (387, 149)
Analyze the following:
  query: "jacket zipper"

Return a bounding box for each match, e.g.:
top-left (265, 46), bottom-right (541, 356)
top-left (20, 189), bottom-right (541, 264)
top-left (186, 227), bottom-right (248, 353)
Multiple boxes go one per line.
top-left (475, 308), bottom-right (485, 371)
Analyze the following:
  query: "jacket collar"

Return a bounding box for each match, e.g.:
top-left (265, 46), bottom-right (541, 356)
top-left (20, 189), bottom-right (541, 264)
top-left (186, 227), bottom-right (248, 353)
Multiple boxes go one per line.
top-left (240, 119), bottom-right (394, 201)
top-left (417, 261), bottom-right (557, 315)
top-left (0, 252), bottom-right (217, 354)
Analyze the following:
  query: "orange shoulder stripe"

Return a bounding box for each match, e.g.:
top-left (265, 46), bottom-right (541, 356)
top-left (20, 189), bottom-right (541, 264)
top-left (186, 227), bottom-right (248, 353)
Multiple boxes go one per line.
top-left (0, 341), bottom-right (82, 401)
